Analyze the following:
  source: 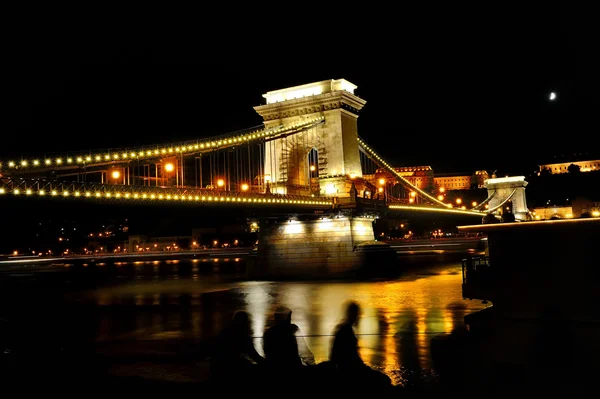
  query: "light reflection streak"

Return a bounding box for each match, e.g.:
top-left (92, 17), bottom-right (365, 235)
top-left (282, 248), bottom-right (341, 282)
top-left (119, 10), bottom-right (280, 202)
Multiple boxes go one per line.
top-left (416, 307), bottom-right (429, 370)
top-left (315, 285), bottom-right (350, 337)
top-left (357, 306), bottom-right (379, 366)
top-left (239, 282), bottom-right (272, 355)
top-left (279, 284), bottom-right (311, 335)
top-left (444, 307), bottom-right (454, 333)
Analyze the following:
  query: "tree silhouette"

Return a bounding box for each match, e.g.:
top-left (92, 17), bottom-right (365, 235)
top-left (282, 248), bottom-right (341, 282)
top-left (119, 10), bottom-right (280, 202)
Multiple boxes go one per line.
top-left (567, 163), bottom-right (581, 174)
top-left (502, 212), bottom-right (516, 223)
top-left (539, 167), bottom-right (552, 177)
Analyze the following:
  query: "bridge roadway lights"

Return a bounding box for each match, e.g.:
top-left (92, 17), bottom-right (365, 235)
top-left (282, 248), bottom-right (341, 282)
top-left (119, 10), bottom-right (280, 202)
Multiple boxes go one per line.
top-left (248, 213), bottom-right (396, 279)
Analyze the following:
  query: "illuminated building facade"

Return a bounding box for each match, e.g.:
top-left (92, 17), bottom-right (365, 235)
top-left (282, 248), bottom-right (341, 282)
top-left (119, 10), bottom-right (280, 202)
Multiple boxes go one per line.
top-left (365, 167), bottom-right (488, 193)
top-left (433, 174), bottom-right (471, 190)
top-left (365, 166), bottom-right (433, 190)
top-left (539, 159), bottom-right (600, 174)
top-left (530, 200), bottom-right (600, 220)
top-left (531, 206), bottom-right (574, 220)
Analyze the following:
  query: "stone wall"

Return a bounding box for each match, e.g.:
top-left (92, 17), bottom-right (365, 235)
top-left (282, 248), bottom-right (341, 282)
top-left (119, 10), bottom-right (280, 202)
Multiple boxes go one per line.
top-left (252, 217), bottom-right (375, 278)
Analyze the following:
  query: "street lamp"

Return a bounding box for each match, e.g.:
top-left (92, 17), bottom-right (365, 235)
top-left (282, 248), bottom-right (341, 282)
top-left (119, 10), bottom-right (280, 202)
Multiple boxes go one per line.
top-left (164, 163), bottom-right (174, 173)
top-left (111, 170), bottom-right (121, 180)
top-left (217, 179), bottom-right (225, 188)
top-left (241, 183), bottom-right (249, 191)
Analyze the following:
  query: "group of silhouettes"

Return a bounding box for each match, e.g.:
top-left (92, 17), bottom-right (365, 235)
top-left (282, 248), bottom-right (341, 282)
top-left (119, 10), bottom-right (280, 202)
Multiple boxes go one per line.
top-left (209, 300), bottom-right (391, 391)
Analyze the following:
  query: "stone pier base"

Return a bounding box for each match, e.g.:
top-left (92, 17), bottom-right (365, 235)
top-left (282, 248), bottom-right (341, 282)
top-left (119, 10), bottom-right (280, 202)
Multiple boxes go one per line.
top-left (249, 217), bottom-right (396, 279)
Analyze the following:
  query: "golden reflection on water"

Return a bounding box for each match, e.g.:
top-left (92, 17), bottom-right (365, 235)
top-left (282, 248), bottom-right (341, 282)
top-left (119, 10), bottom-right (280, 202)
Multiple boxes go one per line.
top-left (416, 307), bottom-right (429, 370)
top-left (82, 261), bottom-right (486, 383)
top-left (238, 282), bottom-right (272, 355)
top-left (357, 306), bottom-right (379, 366)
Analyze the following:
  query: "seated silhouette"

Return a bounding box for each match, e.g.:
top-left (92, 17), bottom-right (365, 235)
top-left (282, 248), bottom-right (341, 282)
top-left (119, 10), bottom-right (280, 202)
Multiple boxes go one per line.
top-left (209, 310), bottom-right (265, 384)
top-left (327, 301), bottom-right (391, 390)
top-left (263, 306), bottom-right (315, 379)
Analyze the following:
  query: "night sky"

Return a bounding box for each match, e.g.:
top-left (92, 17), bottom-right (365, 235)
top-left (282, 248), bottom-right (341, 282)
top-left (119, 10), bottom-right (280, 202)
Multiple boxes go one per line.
top-left (3, 4), bottom-right (595, 176)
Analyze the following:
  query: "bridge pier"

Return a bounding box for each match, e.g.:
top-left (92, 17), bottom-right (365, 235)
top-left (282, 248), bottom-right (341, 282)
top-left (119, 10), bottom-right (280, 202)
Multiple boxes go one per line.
top-left (248, 215), bottom-right (395, 279)
top-left (485, 176), bottom-right (529, 221)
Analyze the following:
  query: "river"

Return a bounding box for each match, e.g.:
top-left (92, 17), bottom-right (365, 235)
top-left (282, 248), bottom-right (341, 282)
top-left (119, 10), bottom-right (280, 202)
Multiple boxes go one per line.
top-left (0, 254), bottom-right (489, 387)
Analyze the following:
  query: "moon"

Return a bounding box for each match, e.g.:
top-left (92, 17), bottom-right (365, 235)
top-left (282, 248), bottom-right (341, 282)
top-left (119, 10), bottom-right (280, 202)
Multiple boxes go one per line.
top-left (549, 92), bottom-right (557, 101)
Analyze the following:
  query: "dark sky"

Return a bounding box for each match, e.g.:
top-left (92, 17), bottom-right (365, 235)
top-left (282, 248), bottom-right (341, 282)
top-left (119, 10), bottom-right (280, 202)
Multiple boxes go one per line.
top-left (3, 4), bottom-right (595, 176)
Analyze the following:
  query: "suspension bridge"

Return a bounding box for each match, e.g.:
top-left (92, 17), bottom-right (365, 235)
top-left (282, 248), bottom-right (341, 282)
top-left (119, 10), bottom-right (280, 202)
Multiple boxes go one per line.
top-left (0, 79), bottom-right (528, 276)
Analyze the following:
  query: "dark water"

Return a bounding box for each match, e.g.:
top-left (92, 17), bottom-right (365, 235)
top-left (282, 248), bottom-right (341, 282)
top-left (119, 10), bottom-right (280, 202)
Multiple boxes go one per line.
top-left (0, 256), bottom-right (488, 386)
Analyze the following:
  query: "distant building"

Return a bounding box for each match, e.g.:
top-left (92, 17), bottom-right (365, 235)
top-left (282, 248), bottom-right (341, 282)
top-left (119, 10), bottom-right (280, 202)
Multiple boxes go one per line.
top-left (571, 198), bottom-right (600, 218)
top-left (434, 174), bottom-right (471, 191)
top-left (364, 166), bottom-right (433, 191)
top-left (539, 159), bottom-right (600, 174)
top-left (531, 206), bottom-right (574, 220)
top-left (365, 166), bottom-right (488, 192)
top-left (390, 166), bottom-right (434, 189)
top-left (531, 198), bottom-right (600, 220)
top-left (473, 170), bottom-right (490, 188)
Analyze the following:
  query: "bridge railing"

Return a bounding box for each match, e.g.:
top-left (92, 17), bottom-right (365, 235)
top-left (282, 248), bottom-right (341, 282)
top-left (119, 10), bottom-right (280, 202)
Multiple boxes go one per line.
top-left (0, 177), bottom-right (333, 207)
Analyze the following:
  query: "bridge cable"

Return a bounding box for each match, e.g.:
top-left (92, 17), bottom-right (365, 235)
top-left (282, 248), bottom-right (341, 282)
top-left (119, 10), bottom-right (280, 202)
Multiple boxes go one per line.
top-left (247, 142), bottom-right (251, 189)
top-left (470, 191), bottom-right (496, 211)
top-left (484, 189), bottom-right (517, 214)
top-left (357, 137), bottom-right (448, 208)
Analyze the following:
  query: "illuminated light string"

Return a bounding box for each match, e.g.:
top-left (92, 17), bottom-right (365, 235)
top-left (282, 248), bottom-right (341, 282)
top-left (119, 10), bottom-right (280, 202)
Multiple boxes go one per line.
top-left (357, 137), bottom-right (448, 207)
top-left (0, 185), bottom-right (331, 206)
top-left (357, 137), bottom-right (486, 212)
top-left (388, 204), bottom-right (484, 217)
top-left (0, 117), bottom-right (326, 170)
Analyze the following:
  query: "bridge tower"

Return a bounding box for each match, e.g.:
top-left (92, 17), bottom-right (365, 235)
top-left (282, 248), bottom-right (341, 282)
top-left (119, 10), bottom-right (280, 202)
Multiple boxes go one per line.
top-left (485, 176), bottom-right (529, 221)
top-left (254, 79), bottom-right (366, 197)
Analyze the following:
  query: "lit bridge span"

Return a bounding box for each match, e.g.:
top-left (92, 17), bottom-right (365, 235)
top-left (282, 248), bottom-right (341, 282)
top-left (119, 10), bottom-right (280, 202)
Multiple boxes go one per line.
top-left (1, 79), bottom-right (495, 219)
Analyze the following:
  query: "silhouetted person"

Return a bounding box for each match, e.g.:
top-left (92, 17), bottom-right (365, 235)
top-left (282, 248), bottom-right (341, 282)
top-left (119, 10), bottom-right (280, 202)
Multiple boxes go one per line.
top-left (329, 301), bottom-right (391, 390)
top-left (210, 310), bottom-right (264, 385)
top-left (263, 306), bottom-right (315, 370)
